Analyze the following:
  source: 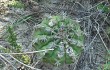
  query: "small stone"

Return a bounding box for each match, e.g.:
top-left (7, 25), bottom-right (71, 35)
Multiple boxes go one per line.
top-left (48, 20), bottom-right (54, 27)
top-left (32, 6), bottom-right (39, 12)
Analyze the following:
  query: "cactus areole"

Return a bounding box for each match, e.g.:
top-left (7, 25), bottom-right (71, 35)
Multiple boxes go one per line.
top-left (33, 16), bottom-right (84, 65)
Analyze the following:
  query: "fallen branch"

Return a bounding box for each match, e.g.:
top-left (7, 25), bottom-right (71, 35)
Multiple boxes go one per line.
top-left (0, 49), bottom-right (54, 55)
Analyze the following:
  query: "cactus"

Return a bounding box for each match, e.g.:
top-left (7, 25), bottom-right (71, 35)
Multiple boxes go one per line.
top-left (33, 16), bottom-right (84, 65)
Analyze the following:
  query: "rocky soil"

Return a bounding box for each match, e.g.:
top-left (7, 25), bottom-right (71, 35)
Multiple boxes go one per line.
top-left (0, 0), bottom-right (109, 70)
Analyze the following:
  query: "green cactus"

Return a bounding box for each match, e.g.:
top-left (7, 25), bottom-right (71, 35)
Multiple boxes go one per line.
top-left (33, 16), bottom-right (84, 65)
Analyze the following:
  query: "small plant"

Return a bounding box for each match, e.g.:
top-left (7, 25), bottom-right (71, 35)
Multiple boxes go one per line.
top-left (100, 24), bottom-right (110, 70)
top-left (97, 3), bottom-right (110, 13)
top-left (8, 0), bottom-right (25, 8)
top-left (102, 63), bottom-right (110, 70)
top-left (21, 55), bottom-right (31, 64)
top-left (6, 26), bottom-right (21, 52)
top-left (5, 26), bottom-right (31, 64)
top-left (98, 54), bottom-right (110, 70)
top-left (0, 45), bottom-right (9, 53)
top-left (33, 16), bottom-right (84, 65)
